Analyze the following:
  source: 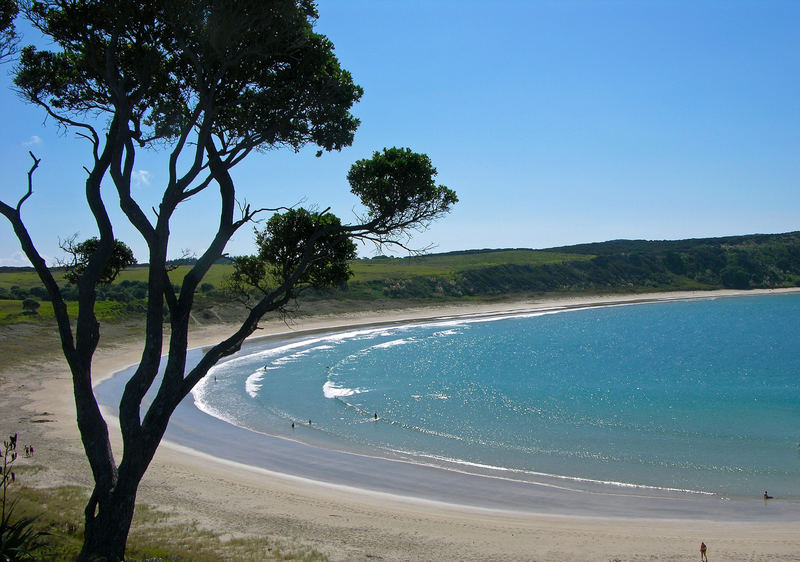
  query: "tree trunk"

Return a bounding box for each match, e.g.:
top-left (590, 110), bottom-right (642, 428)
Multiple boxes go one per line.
top-left (78, 480), bottom-right (138, 562)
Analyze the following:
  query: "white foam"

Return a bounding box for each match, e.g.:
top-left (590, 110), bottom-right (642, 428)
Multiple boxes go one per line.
top-left (403, 452), bottom-right (714, 495)
top-left (323, 380), bottom-right (367, 399)
top-left (191, 374), bottom-right (243, 429)
top-left (245, 370), bottom-right (264, 397)
top-left (212, 338), bottom-right (343, 372)
top-left (372, 338), bottom-right (415, 349)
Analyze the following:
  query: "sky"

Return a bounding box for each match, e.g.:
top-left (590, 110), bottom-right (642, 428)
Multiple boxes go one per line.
top-left (0, 1), bottom-right (798, 266)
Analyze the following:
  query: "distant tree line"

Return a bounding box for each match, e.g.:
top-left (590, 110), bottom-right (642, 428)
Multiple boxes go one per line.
top-left (0, 280), bottom-right (218, 303)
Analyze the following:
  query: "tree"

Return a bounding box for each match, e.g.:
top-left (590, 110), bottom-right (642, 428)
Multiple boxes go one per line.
top-left (21, 297), bottom-right (40, 314)
top-left (0, 1), bottom-right (456, 560)
top-left (61, 237), bottom-right (137, 285)
top-left (228, 208), bottom-right (357, 301)
top-left (720, 265), bottom-right (750, 290)
top-left (0, 0), bottom-right (17, 64)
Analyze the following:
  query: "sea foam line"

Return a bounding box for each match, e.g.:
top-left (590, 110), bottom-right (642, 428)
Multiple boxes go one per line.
top-left (209, 310), bottom-right (560, 378)
top-left (371, 338), bottom-right (415, 349)
top-left (401, 451), bottom-right (714, 496)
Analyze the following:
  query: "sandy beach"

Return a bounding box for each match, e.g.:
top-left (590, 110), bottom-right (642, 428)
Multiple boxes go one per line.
top-left (5, 289), bottom-right (800, 561)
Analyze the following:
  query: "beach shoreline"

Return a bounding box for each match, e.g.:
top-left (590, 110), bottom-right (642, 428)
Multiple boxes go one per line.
top-left (5, 288), bottom-right (800, 560)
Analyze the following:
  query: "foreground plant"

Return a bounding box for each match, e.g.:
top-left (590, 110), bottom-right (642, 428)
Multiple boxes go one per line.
top-left (1, 434), bottom-right (48, 561)
top-left (1, 1), bottom-right (456, 560)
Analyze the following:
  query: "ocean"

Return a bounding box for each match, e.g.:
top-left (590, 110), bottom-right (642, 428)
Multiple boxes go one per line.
top-left (192, 293), bottom-right (800, 500)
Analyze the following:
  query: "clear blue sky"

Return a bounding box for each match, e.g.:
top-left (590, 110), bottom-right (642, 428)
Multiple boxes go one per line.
top-left (1, 1), bottom-right (798, 266)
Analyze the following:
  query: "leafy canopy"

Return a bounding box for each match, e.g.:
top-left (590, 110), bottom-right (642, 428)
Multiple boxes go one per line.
top-left (16, 0), bottom-right (363, 155)
top-left (0, 0), bottom-right (16, 63)
top-left (231, 209), bottom-right (356, 298)
top-left (62, 237), bottom-right (137, 285)
top-left (257, 209), bottom-right (356, 288)
top-left (348, 147), bottom-right (458, 236)
top-left (230, 147), bottom-right (458, 300)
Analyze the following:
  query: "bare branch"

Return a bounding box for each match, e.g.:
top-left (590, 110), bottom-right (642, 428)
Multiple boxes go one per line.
top-left (26, 98), bottom-right (101, 154)
top-left (0, 153), bottom-right (76, 363)
top-left (16, 151), bottom-right (41, 211)
top-left (56, 233), bottom-right (80, 269)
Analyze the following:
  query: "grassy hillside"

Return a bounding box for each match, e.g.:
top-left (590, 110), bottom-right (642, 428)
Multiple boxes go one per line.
top-left (0, 249), bottom-right (587, 300)
top-left (350, 249), bottom-right (588, 280)
top-left (2, 232), bottom-right (800, 324)
top-left (341, 232), bottom-right (800, 299)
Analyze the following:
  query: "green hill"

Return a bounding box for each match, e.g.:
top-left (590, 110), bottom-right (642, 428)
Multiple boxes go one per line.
top-left (339, 232), bottom-right (800, 299)
top-left (2, 231), bottom-right (800, 323)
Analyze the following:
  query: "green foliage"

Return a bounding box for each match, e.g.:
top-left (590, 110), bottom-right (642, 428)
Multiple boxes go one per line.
top-left (348, 147), bottom-right (458, 234)
top-left (16, 0), bottom-right (362, 155)
top-left (231, 147), bottom-right (460, 303)
top-left (720, 265), bottom-right (750, 289)
top-left (0, 299), bottom-right (136, 324)
top-left (231, 209), bottom-right (357, 298)
top-left (62, 237), bottom-right (137, 285)
top-left (228, 255), bottom-right (268, 296)
top-left (1, 507), bottom-right (46, 562)
top-left (0, 0), bottom-right (15, 34)
top-left (0, 0), bottom-right (17, 63)
top-left (20, 299), bottom-right (39, 315)
top-left (259, 210), bottom-right (356, 288)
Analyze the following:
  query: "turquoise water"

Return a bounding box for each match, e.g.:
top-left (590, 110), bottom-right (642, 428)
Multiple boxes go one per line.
top-left (193, 294), bottom-right (800, 498)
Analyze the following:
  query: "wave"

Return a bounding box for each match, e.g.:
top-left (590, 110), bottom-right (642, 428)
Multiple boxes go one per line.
top-left (371, 338), bottom-right (416, 349)
top-left (322, 380), bottom-right (367, 399)
top-left (203, 310), bottom-right (553, 378)
top-left (244, 370), bottom-right (264, 398)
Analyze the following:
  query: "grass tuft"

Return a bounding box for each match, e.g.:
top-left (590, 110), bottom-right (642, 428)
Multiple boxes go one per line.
top-left (11, 485), bottom-right (328, 561)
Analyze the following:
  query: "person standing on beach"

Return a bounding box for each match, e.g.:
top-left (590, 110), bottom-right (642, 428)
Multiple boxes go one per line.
top-left (700, 541), bottom-right (708, 561)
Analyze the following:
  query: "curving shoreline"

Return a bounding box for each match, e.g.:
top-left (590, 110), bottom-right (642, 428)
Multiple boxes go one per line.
top-left (98, 291), bottom-right (800, 521)
top-left (9, 288), bottom-right (800, 560)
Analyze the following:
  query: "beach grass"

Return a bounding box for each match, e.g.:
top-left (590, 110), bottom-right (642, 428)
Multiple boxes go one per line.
top-left (10, 483), bottom-right (328, 561)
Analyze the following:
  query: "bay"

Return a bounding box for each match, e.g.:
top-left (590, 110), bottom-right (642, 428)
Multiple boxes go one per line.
top-left (194, 294), bottom-right (800, 498)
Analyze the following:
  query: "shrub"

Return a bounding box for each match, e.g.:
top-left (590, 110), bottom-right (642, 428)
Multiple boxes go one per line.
top-left (20, 299), bottom-right (40, 315)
